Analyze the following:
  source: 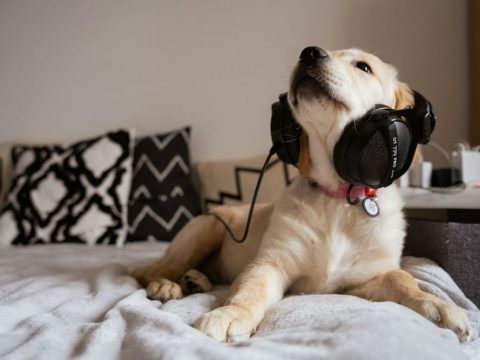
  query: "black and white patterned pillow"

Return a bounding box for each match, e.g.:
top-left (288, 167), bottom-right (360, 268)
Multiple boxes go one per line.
top-left (128, 127), bottom-right (200, 242)
top-left (0, 130), bottom-right (133, 246)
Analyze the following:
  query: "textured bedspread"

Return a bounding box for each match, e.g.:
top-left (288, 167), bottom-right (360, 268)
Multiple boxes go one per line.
top-left (0, 243), bottom-right (479, 360)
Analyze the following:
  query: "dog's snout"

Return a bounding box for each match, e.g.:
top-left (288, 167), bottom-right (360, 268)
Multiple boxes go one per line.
top-left (299, 47), bottom-right (328, 65)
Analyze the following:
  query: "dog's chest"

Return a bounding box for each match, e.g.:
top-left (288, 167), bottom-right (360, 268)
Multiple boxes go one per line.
top-left (289, 195), bottom-right (385, 294)
top-left (315, 235), bottom-right (373, 292)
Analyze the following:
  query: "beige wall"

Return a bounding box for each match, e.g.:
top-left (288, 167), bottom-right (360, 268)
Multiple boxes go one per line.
top-left (0, 0), bottom-right (468, 163)
top-left (470, 0), bottom-right (480, 145)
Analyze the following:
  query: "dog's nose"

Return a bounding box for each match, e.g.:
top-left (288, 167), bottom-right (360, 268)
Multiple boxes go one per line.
top-left (299, 46), bottom-right (328, 65)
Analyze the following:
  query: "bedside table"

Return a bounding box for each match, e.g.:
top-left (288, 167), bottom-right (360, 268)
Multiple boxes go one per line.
top-left (400, 188), bottom-right (480, 307)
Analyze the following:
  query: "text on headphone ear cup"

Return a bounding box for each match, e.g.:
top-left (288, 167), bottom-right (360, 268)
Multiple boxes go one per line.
top-left (393, 121), bottom-right (412, 170)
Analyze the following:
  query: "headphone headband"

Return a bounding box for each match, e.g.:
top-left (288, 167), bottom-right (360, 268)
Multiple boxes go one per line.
top-left (412, 90), bottom-right (436, 144)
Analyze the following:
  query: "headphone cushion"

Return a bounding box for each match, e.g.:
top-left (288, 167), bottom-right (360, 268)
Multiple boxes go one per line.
top-left (271, 94), bottom-right (301, 165)
top-left (333, 121), bottom-right (357, 183)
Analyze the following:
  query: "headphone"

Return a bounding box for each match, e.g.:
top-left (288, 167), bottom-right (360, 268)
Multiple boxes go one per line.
top-left (271, 91), bottom-right (436, 188)
top-left (211, 89), bottom-right (436, 243)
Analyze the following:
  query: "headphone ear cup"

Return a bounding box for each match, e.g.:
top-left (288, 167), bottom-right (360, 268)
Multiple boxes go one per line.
top-left (412, 91), bottom-right (436, 144)
top-left (333, 107), bottom-right (387, 186)
top-left (270, 93), bottom-right (302, 165)
top-left (334, 106), bottom-right (406, 188)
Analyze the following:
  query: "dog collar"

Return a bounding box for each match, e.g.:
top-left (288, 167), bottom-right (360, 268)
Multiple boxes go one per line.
top-left (307, 178), bottom-right (379, 217)
top-left (307, 178), bottom-right (376, 198)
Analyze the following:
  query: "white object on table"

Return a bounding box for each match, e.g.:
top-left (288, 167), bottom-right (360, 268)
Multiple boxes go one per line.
top-left (452, 149), bottom-right (480, 184)
top-left (409, 161), bottom-right (433, 188)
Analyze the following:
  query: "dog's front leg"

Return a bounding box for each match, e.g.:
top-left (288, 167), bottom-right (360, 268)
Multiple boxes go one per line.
top-left (345, 269), bottom-right (472, 341)
top-left (195, 258), bottom-right (292, 342)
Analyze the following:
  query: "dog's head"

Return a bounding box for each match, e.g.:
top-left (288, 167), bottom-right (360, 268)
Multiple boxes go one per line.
top-left (289, 47), bottom-right (414, 188)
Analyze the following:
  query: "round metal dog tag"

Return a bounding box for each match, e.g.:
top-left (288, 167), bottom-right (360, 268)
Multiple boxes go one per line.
top-left (362, 197), bottom-right (379, 217)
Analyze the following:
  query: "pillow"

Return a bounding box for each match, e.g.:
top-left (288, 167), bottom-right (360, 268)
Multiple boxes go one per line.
top-left (0, 130), bottom-right (133, 246)
top-left (0, 144), bottom-right (12, 210)
top-left (0, 155), bottom-right (3, 207)
top-left (195, 154), bottom-right (298, 212)
top-left (127, 127), bottom-right (201, 242)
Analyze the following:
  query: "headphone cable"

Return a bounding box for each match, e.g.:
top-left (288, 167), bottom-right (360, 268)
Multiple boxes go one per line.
top-left (208, 143), bottom-right (280, 243)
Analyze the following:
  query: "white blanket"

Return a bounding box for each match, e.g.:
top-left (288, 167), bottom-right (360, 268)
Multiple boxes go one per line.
top-left (0, 243), bottom-right (479, 360)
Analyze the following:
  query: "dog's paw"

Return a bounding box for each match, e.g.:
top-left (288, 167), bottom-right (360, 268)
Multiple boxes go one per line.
top-left (179, 269), bottom-right (212, 295)
top-left (146, 278), bottom-right (183, 302)
top-left (409, 296), bottom-right (472, 342)
top-left (437, 302), bottom-right (472, 342)
top-left (195, 305), bottom-right (255, 342)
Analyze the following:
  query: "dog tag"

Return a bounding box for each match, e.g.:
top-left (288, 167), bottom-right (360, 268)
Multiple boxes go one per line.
top-left (362, 197), bottom-right (379, 217)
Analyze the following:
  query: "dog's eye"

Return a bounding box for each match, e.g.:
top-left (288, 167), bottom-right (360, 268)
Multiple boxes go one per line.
top-left (355, 62), bottom-right (372, 74)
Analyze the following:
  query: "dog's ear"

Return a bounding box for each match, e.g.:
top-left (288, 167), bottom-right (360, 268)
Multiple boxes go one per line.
top-left (297, 132), bottom-right (311, 175)
top-left (394, 81), bottom-right (414, 110)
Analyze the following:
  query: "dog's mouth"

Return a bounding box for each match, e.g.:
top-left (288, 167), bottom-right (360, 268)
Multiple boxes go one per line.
top-left (290, 66), bottom-right (344, 108)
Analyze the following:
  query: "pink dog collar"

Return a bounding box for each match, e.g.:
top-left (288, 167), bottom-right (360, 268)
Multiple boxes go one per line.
top-left (307, 178), bottom-right (377, 199)
top-left (307, 177), bottom-right (380, 217)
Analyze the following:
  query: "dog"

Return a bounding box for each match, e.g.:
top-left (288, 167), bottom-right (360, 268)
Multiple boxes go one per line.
top-left (132, 47), bottom-right (471, 343)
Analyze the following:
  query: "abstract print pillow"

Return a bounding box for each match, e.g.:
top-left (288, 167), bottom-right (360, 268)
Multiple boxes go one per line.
top-left (0, 130), bottom-right (133, 246)
top-left (128, 127), bottom-right (200, 242)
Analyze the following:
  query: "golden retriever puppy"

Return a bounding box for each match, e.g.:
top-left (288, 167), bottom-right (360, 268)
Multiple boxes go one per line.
top-left (132, 47), bottom-right (471, 343)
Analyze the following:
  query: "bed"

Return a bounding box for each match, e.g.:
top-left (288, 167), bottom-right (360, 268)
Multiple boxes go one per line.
top-left (0, 242), bottom-right (479, 360)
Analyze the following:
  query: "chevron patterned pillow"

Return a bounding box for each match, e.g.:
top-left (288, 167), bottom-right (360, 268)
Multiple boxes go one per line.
top-left (128, 127), bottom-right (201, 242)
